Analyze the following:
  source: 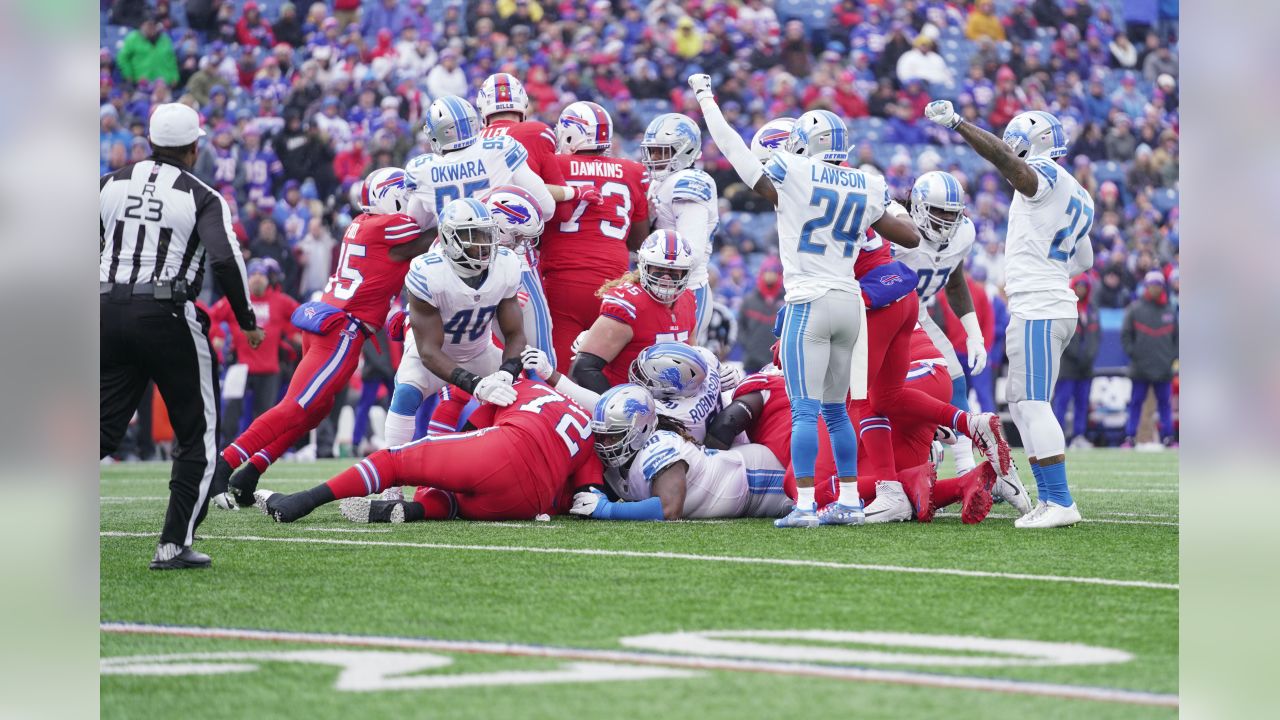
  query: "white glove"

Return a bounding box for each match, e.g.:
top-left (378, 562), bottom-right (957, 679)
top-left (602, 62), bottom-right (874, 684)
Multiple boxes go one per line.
top-left (924, 100), bottom-right (962, 130)
top-left (717, 363), bottom-right (743, 392)
top-left (474, 370), bottom-right (517, 406)
top-left (570, 489), bottom-right (603, 517)
top-left (966, 336), bottom-right (988, 375)
top-left (521, 345), bottom-right (554, 378)
top-left (687, 74), bottom-right (714, 102)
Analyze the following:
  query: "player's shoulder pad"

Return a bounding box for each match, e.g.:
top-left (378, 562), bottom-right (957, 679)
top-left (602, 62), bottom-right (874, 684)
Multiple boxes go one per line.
top-left (950, 216), bottom-right (977, 253)
top-left (489, 134), bottom-right (528, 170)
top-left (1026, 156), bottom-right (1060, 191)
top-left (404, 153), bottom-right (437, 188)
top-left (762, 151), bottom-right (792, 185)
top-left (670, 169), bottom-right (716, 203)
top-left (406, 252), bottom-right (447, 302)
top-left (600, 283), bottom-right (641, 323)
top-left (493, 247), bottom-right (523, 291)
top-left (637, 430), bottom-right (685, 483)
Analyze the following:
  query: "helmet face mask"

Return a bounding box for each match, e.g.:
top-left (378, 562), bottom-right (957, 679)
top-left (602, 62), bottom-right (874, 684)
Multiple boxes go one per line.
top-left (910, 171), bottom-right (966, 247)
top-left (425, 96), bottom-right (481, 153)
top-left (439, 199), bottom-right (499, 278)
top-left (636, 230), bottom-right (694, 304)
top-left (590, 384), bottom-right (658, 467)
top-left (641, 113), bottom-right (700, 180)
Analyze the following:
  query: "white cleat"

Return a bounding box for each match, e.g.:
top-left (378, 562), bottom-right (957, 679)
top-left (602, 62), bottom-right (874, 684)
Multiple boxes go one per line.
top-left (1014, 501), bottom-right (1082, 529)
top-left (380, 486), bottom-right (404, 502)
top-left (252, 489), bottom-right (277, 515)
top-left (211, 492), bottom-right (239, 511)
top-left (863, 481), bottom-right (913, 524)
top-left (992, 463), bottom-right (1033, 516)
top-left (774, 505), bottom-right (819, 528)
top-left (951, 434), bottom-right (977, 475)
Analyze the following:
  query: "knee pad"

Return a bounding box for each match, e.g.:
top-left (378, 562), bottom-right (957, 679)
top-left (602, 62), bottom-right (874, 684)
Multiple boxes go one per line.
top-left (791, 398), bottom-right (820, 425)
top-left (389, 384), bottom-right (425, 415)
top-left (820, 402), bottom-right (852, 431)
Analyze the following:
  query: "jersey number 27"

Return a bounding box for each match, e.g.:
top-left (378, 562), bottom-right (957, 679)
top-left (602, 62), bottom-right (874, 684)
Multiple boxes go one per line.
top-left (1049, 191), bottom-right (1094, 262)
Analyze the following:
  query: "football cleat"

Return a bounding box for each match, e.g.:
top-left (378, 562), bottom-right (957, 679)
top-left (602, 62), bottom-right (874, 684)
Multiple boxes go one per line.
top-left (774, 505), bottom-right (819, 528)
top-left (226, 463), bottom-right (263, 508)
top-left (817, 501), bottom-right (865, 526)
top-left (255, 489), bottom-right (311, 524)
top-left (992, 461), bottom-right (1032, 516)
top-left (959, 463), bottom-right (997, 524)
top-left (863, 482), bottom-right (912, 524)
top-left (968, 413), bottom-right (1011, 476)
top-left (1014, 501), bottom-right (1082, 529)
top-left (897, 462), bottom-right (937, 523)
top-left (380, 487), bottom-right (404, 502)
top-left (340, 497), bottom-right (407, 524)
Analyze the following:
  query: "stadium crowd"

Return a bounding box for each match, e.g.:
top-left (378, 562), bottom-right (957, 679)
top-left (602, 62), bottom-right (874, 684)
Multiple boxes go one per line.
top-left (100, 0), bottom-right (1179, 456)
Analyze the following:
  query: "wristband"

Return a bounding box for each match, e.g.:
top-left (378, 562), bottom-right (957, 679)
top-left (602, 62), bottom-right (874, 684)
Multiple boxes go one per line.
top-left (499, 357), bottom-right (523, 379)
top-left (449, 367), bottom-right (481, 394)
top-left (959, 312), bottom-right (982, 343)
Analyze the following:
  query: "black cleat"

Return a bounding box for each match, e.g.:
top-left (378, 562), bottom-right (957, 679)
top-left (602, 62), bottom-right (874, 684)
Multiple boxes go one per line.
top-left (149, 544), bottom-right (211, 570)
top-left (227, 463), bottom-right (263, 507)
top-left (255, 490), bottom-right (313, 523)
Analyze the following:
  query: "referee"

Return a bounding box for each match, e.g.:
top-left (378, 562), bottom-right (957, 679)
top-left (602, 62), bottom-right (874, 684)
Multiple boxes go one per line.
top-left (101, 103), bottom-right (264, 570)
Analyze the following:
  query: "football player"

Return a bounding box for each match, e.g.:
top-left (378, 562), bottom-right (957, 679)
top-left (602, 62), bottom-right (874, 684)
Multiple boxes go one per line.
top-left (570, 384), bottom-right (795, 521)
top-left (213, 168), bottom-right (432, 508)
top-left (640, 114), bottom-right (719, 345)
top-left (254, 377), bottom-right (603, 523)
top-left (691, 73), bottom-right (922, 527)
top-left (569, 230), bottom-right (697, 394)
top-left (539, 101), bottom-right (651, 373)
top-left (926, 102), bottom-right (1095, 528)
top-left (383, 199), bottom-right (527, 447)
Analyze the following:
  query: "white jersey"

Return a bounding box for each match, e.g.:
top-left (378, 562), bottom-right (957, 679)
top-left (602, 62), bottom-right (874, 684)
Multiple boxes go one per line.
top-left (403, 247), bottom-right (521, 362)
top-left (894, 216), bottom-right (978, 304)
top-left (1004, 156), bottom-right (1094, 319)
top-left (404, 135), bottom-right (553, 233)
top-left (652, 347), bottom-right (724, 442)
top-left (762, 152), bottom-right (889, 303)
top-left (650, 169), bottom-right (718, 287)
top-left (612, 431), bottom-right (785, 518)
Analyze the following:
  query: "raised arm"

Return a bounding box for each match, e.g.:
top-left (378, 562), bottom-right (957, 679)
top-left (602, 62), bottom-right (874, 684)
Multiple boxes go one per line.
top-left (688, 74), bottom-right (779, 206)
top-left (924, 100), bottom-right (1038, 197)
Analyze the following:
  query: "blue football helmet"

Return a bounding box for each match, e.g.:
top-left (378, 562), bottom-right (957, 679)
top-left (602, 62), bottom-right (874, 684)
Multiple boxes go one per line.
top-left (1002, 110), bottom-right (1068, 159)
top-left (786, 110), bottom-right (849, 163)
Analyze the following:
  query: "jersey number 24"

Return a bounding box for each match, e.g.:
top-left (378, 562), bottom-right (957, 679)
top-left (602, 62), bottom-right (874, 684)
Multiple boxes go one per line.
top-left (798, 188), bottom-right (866, 258)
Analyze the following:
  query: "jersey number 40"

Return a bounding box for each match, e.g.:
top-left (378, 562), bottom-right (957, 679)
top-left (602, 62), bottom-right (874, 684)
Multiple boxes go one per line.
top-left (442, 305), bottom-right (498, 345)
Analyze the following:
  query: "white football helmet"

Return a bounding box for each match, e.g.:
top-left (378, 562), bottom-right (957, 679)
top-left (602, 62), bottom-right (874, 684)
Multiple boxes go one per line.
top-left (641, 113), bottom-right (701, 180)
top-left (438, 198), bottom-right (498, 278)
top-left (480, 184), bottom-right (545, 253)
top-left (476, 72), bottom-right (530, 121)
top-left (359, 167), bottom-right (409, 215)
top-left (786, 110), bottom-right (850, 163)
top-left (751, 117), bottom-right (796, 163)
top-left (628, 342), bottom-right (709, 400)
top-left (1002, 110), bottom-right (1068, 159)
top-left (636, 230), bottom-right (694, 304)
top-left (910, 171), bottom-right (967, 247)
top-left (590, 384), bottom-right (659, 467)
top-left (424, 95), bottom-right (481, 153)
top-left (556, 101), bottom-right (613, 153)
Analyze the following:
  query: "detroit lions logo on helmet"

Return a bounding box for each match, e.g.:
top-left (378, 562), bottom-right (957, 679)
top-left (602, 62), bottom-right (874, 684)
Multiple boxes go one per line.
top-left (623, 398), bottom-right (650, 419)
top-left (658, 366), bottom-right (686, 392)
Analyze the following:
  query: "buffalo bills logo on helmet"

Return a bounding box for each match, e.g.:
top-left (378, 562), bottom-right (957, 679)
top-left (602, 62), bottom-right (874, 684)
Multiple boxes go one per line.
top-left (304, 306), bottom-right (317, 318)
top-left (490, 200), bottom-right (532, 225)
top-left (561, 113), bottom-right (589, 130)
top-left (879, 274), bottom-right (903, 285)
top-left (760, 129), bottom-right (789, 149)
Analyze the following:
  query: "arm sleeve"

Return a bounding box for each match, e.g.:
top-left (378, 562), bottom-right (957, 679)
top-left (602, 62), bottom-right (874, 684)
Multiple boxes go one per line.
top-left (697, 95), bottom-right (764, 188)
top-left (511, 160), bottom-right (556, 219)
top-left (570, 351), bottom-right (613, 395)
top-left (535, 127), bottom-right (566, 186)
top-left (552, 373), bottom-right (603, 412)
top-left (195, 183), bottom-right (257, 330)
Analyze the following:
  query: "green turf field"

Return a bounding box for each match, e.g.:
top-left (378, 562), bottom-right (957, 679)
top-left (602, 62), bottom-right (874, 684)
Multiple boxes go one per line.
top-left (100, 448), bottom-right (1177, 718)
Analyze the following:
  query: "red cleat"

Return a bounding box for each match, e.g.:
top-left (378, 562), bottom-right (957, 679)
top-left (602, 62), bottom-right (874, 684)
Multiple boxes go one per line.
top-left (959, 463), bottom-right (997, 524)
top-left (897, 462), bottom-right (937, 523)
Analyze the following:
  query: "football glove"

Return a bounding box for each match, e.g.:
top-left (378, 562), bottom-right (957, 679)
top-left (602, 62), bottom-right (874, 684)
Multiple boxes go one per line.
top-left (717, 362), bottom-right (743, 392)
top-left (966, 335), bottom-right (989, 375)
top-left (687, 74), bottom-right (714, 102)
top-left (924, 100), bottom-right (963, 129)
top-left (474, 370), bottom-right (517, 406)
top-left (570, 488), bottom-right (607, 517)
top-left (521, 345), bottom-right (555, 378)
top-left (568, 185), bottom-right (603, 205)
top-left (384, 309), bottom-right (409, 342)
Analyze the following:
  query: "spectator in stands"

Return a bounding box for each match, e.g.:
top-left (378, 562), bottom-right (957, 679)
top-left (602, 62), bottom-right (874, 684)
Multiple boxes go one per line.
top-left (1095, 261), bottom-right (1130, 309)
top-left (100, 105), bottom-right (132, 173)
top-left (673, 16), bottom-right (705, 60)
top-left (1108, 29), bottom-right (1139, 69)
top-left (1054, 275), bottom-right (1100, 448)
top-left (1005, 0), bottom-right (1039, 41)
top-left (273, 3), bottom-right (305, 48)
top-left (966, 0), bottom-right (1006, 42)
top-left (1121, 271), bottom-right (1178, 447)
top-left (1105, 113), bottom-right (1138, 161)
top-left (235, 1), bottom-right (275, 48)
top-left (1032, 0), bottom-right (1065, 29)
top-left (1143, 42), bottom-right (1177, 82)
top-left (1127, 144), bottom-right (1162, 194)
top-left (896, 33), bottom-right (952, 87)
top-left (296, 216), bottom-right (337, 298)
top-left (117, 14), bottom-right (179, 86)
top-left (426, 49), bottom-right (467, 99)
top-left (362, 0), bottom-right (410, 43)
top-left (737, 255), bottom-right (784, 374)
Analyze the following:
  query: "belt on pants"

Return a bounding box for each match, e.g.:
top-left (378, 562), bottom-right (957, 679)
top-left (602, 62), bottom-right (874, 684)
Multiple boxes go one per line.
top-left (100, 281), bottom-right (191, 304)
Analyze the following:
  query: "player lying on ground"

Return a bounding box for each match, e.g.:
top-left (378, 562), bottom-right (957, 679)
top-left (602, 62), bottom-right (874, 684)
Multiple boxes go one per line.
top-left (254, 377), bottom-right (603, 523)
top-left (569, 229), bottom-right (697, 394)
top-left (569, 384), bottom-right (795, 521)
top-left (212, 168), bottom-right (432, 509)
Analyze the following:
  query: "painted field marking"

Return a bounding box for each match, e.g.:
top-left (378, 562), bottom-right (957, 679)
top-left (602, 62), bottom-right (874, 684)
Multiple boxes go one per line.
top-left (1074, 488), bottom-right (1178, 494)
top-left (937, 513), bottom-right (1178, 527)
top-left (484, 522), bottom-right (563, 530)
top-left (100, 496), bottom-right (168, 503)
top-left (99, 532), bottom-right (1178, 590)
top-left (301, 527), bottom-right (393, 534)
top-left (100, 623), bottom-right (1177, 708)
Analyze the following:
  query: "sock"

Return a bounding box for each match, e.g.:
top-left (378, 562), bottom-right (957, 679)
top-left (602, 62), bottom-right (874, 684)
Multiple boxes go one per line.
top-left (951, 375), bottom-right (969, 410)
top-left (284, 483), bottom-right (336, 518)
top-left (794, 484), bottom-right (816, 511)
top-left (412, 487), bottom-right (456, 520)
top-left (325, 465), bottom-right (374, 500)
top-left (1040, 459), bottom-right (1072, 506)
top-left (429, 387), bottom-right (471, 434)
top-left (384, 411), bottom-right (418, 448)
top-left (222, 442), bottom-right (250, 467)
top-left (249, 449), bottom-right (273, 473)
top-left (933, 477), bottom-right (963, 509)
top-left (789, 398), bottom-right (821, 481)
top-left (821, 402), bottom-right (859, 479)
top-left (856, 413), bottom-right (894, 481)
top-left (1029, 460), bottom-right (1045, 500)
top-left (888, 388), bottom-right (968, 438)
top-left (856, 475), bottom-right (878, 505)
top-left (952, 435), bottom-right (976, 474)
top-left (836, 481), bottom-right (860, 507)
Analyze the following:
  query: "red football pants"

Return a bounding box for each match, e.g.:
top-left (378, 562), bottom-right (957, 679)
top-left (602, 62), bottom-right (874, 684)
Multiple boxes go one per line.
top-left (542, 272), bottom-right (606, 375)
top-left (223, 319), bottom-right (364, 472)
top-left (328, 426), bottom-right (554, 520)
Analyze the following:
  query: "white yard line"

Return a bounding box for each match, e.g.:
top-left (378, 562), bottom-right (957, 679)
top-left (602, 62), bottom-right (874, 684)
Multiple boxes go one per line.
top-left (483, 522), bottom-right (563, 529)
top-left (99, 623), bottom-right (1177, 708)
top-left (937, 512), bottom-right (1177, 527)
top-left (1074, 488), bottom-right (1178, 494)
top-left (100, 496), bottom-right (168, 502)
top-left (99, 532), bottom-right (1178, 591)
top-left (301, 527), bottom-right (393, 534)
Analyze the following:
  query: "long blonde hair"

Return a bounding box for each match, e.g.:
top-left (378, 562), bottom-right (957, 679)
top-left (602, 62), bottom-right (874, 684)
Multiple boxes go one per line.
top-left (595, 270), bottom-right (642, 298)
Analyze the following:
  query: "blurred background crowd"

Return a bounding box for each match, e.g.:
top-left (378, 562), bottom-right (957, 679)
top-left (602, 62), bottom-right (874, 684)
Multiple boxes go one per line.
top-left (100, 0), bottom-right (1179, 457)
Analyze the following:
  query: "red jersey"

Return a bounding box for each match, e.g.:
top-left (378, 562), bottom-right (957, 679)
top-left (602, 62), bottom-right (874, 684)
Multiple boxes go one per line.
top-left (538, 154), bottom-right (650, 278)
top-left (465, 378), bottom-right (604, 510)
top-left (933, 276), bottom-right (995, 351)
top-left (320, 212), bottom-right (422, 327)
top-left (854, 230), bottom-right (892, 277)
top-left (733, 371), bottom-right (792, 467)
top-left (598, 282), bottom-right (696, 385)
top-left (480, 120), bottom-right (565, 186)
top-left (210, 289), bottom-right (298, 375)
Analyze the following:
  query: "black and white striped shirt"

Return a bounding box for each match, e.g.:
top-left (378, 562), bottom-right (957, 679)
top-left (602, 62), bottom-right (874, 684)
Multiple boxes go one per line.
top-left (100, 157), bottom-right (257, 330)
